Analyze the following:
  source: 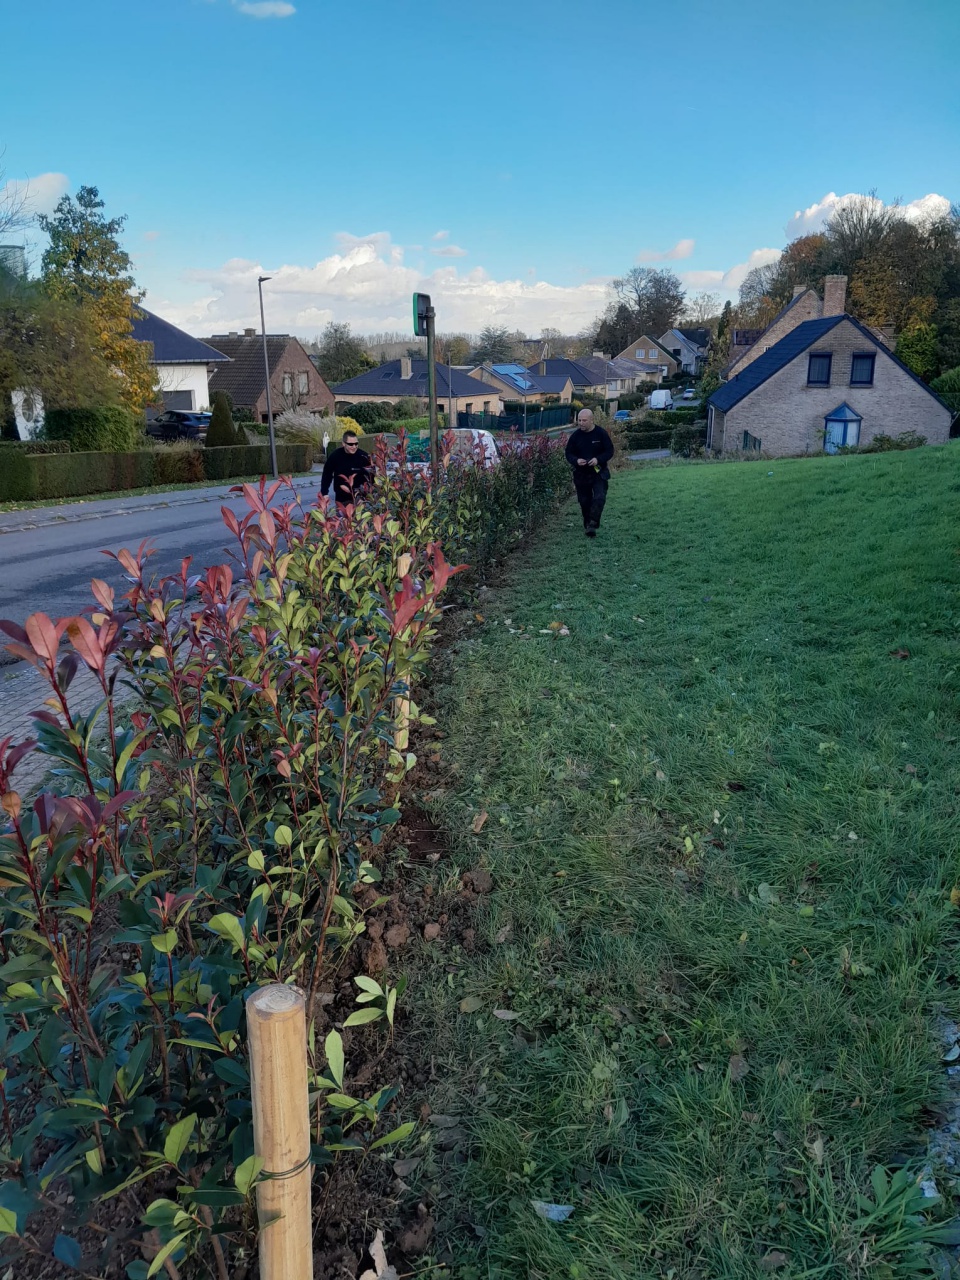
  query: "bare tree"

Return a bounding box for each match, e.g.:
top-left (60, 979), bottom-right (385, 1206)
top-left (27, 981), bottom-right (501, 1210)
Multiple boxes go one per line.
top-left (825, 191), bottom-right (902, 271)
top-left (611, 266), bottom-right (686, 336)
top-left (683, 291), bottom-right (721, 324)
top-left (0, 157), bottom-right (30, 242)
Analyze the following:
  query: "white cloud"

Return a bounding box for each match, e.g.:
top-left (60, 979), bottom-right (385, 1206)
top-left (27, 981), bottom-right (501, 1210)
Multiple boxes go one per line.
top-left (232, 0), bottom-right (295, 16)
top-left (785, 190), bottom-right (951, 239)
top-left (432, 230), bottom-right (449, 241)
top-left (0, 171), bottom-right (69, 220)
top-left (152, 232), bottom-right (610, 338)
top-left (681, 247), bottom-right (781, 295)
top-left (431, 244), bottom-right (468, 258)
top-left (143, 230), bottom-right (160, 242)
top-left (636, 238), bottom-right (695, 263)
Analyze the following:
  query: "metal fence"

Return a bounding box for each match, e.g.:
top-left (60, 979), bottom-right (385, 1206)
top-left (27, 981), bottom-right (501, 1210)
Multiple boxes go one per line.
top-left (456, 405), bottom-right (574, 434)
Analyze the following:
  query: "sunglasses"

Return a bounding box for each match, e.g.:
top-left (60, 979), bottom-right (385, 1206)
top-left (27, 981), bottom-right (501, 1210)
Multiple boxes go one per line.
top-left (344, 441), bottom-right (358, 448)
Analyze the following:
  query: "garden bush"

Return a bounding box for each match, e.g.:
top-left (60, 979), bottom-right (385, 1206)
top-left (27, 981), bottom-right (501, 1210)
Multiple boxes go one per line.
top-left (205, 391), bottom-right (237, 447)
top-left (670, 423), bottom-right (708, 456)
top-left (43, 406), bottom-right (145, 452)
top-left (859, 430), bottom-right (928, 452)
top-left (202, 442), bottom-right (313, 480)
top-left (0, 433), bottom-right (573, 1274)
top-left (347, 402), bottom-right (395, 426)
top-left (0, 439), bottom-right (70, 455)
top-left (625, 428), bottom-right (673, 449)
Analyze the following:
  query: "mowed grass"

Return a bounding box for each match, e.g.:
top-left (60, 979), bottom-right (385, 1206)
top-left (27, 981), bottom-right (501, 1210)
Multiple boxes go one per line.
top-left (414, 446), bottom-right (960, 1279)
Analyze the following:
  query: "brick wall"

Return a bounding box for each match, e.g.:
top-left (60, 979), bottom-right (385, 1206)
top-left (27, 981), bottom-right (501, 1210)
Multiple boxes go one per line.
top-left (719, 319), bottom-right (952, 456)
top-left (726, 290), bottom-right (823, 377)
top-left (256, 338), bottom-right (335, 420)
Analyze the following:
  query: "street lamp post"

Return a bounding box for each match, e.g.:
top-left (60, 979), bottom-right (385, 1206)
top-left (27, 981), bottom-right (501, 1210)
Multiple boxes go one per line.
top-left (258, 275), bottom-right (278, 480)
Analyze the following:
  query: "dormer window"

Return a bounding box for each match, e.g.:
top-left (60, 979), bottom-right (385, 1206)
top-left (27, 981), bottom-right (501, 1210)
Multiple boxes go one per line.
top-left (824, 402), bottom-right (861, 453)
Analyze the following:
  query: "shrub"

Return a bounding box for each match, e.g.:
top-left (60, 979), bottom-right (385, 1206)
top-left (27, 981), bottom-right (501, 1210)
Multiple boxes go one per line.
top-left (43, 406), bottom-right (144, 452)
top-left (206, 391), bottom-right (237, 447)
top-left (348, 402), bottom-right (394, 426)
top-left (670, 423), bottom-right (708, 456)
top-left (0, 439), bottom-right (70, 454)
top-left (625, 428), bottom-right (673, 449)
top-left (0, 450), bottom-right (36, 501)
top-left (930, 365), bottom-right (960, 415)
top-left (152, 441), bottom-right (206, 484)
top-left (394, 395), bottom-right (423, 419)
top-left (202, 442), bottom-right (313, 481)
top-left (859, 430), bottom-right (928, 453)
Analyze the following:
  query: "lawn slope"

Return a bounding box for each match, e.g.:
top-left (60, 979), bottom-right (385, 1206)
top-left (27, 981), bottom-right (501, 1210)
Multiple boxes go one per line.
top-left (416, 446), bottom-right (960, 1279)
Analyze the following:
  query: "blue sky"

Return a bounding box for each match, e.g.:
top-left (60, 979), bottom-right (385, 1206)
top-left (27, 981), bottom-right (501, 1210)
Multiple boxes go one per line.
top-left (2, 0), bottom-right (958, 338)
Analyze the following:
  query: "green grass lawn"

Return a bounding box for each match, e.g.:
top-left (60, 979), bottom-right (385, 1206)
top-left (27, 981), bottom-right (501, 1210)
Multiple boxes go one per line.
top-left (413, 446), bottom-right (960, 1279)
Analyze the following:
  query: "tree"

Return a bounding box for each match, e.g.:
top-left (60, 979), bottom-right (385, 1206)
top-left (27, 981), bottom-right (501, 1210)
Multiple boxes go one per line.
top-left (472, 326), bottom-right (514, 364)
top-left (611, 267), bottom-right (686, 337)
top-left (440, 334), bottom-right (472, 366)
top-left (683, 291), bottom-right (721, 324)
top-left (313, 322), bottom-right (375, 384)
top-left (594, 303), bottom-right (636, 356)
top-left (930, 364), bottom-right (960, 414)
top-left (896, 317), bottom-right (939, 381)
top-left (206, 391), bottom-right (237, 447)
top-left (38, 185), bottom-right (158, 414)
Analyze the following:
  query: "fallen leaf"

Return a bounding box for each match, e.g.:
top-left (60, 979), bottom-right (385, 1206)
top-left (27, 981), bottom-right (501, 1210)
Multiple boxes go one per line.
top-left (741, 1110), bottom-right (760, 1124)
top-left (495, 923), bottom-right (513, 943)
top-left (474, 613), bottom-right (485, 622)
top-left (459, 996), bottom-right (484, 1014)
top-left (393, 1157), bottom-right (421, 1178)
top-left (427, 1114), bottom-right (460, 1128)
top-left (470, 810), bottom-right (489, 834)
top-left (656, 1033), bottom-right (673, 1049)
top-left (493, 1009), bottom-right (520, 1020)
top-left (359, 1230), bottom-right (400, 1280)
top-left (760, 1251), bottom-right (789, 1270)
top-left (729, 1053), bottom-right (750, 1082)
top-left (943, 1043), bottom-right (960, 1063)
top-left (805, 1135), bottom-right (825, 1165)
top-left (951, 887), bottom-right (960, 907)
top-left (531, 1201), bottom-right (574, 1222)
top-left (655, 769), bottom-right (667, 781)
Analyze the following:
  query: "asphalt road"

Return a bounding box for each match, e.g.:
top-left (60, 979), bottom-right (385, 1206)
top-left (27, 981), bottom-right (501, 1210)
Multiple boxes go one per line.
top-left (0, 474), bottom-right (325, 646)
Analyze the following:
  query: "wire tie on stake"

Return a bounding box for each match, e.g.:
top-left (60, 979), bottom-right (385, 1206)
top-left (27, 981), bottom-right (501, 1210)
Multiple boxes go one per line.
top-left (262, 1152), bottom-right (313, 1182)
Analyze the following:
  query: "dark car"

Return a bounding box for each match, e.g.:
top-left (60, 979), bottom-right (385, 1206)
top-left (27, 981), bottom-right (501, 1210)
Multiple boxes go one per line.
top-left (146, 410), bottom-right (212, 442)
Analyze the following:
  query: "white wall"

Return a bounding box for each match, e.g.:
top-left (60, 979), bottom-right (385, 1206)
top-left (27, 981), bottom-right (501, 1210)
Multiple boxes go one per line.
top-left (156, 363), bottom-right (211, 410)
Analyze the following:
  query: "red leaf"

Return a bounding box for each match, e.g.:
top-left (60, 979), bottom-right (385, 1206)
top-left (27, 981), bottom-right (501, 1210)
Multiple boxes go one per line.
top-left (0, 619), bottom-right (28, 644)
top-left (90, 579), bottom-right (115, 612)
top-left (24, 613), bottom-right (64, 664)
top-left (66, 618), bottom-right (105, 673)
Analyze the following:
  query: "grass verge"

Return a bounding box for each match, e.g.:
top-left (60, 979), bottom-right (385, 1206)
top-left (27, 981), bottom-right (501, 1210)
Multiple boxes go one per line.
top-left (412, 445), bottom-right (960, 1278)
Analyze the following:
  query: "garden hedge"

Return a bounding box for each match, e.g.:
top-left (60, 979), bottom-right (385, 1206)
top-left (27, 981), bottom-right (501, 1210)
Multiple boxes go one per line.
top-left (43, 406), bottom-right (145, 452)
top-left (0, 443), bottom-right (314, 503)
top-left (0, 440), bottom-right (70, 455)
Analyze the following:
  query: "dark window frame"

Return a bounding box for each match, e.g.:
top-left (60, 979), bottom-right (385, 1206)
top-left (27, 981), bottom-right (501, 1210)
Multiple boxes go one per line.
top-left (807, 353), bottom-right (833, 386)
top-left (742, 430), bottom-right (761, 452)
top-left (850, 352), bottom-right (876, 386)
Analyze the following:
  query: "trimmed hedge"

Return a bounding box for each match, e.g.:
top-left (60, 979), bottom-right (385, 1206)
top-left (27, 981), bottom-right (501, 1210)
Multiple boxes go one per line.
top-left (0, 444), bottom-right (314, 503)
top-left (625, 429), bottom-right (673, 450)
top-left (0, 440), bottom-right (70, 454)
top-left (44, 406), bottom-right (145, 452)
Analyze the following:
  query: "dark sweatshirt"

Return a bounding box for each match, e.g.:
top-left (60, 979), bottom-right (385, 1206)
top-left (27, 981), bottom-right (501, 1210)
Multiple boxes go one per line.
top-left (565, 425), bottom-right (614, 477)
top-left (321, 444), bottom-right (373, 504)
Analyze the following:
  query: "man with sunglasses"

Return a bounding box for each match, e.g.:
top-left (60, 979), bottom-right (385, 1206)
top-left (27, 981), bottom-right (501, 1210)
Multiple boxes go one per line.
top-left (320, 430), bottom-right (374, 508)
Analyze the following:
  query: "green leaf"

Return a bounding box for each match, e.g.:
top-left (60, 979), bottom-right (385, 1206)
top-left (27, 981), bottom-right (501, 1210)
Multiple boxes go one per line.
top-left (150, 929), bottom-right (178, 955)
top-left (325, 1030), bottom-right (344, 1089)
top-left (234, 1154), bottom-right (264, 1197)
top-left (369, 1121), bottom-right (416, 1150)
top-left (344, 1007), bottom-right (383, 1026)
top-left (354, 976), bottom-right (384, 996)
top-left (274, 824), bottom-right (293, 848)
top-left (143, 1198), bottom-right (180, 1227)
top-left (0, 1205), bottom-right (18, 1236)
top-left (163, 1113), bottom-right (197, 1167)
top-left (207, 913), bottom-right (245, 951)
top-left (247, 850), bottom-right (265, 873)
top-left (53, 1234), bottom-right (83, 1270)
top-left (325, 1093), bottom-right (361, 1109)
top-left (386, 987), bottom-right (397, 1026)
top-left (147, 1231), bottom-right (189, 1277)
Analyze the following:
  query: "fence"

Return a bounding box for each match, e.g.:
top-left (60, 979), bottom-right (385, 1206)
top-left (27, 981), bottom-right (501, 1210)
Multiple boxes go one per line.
top-left (457, 405), bottom-right (574, 434)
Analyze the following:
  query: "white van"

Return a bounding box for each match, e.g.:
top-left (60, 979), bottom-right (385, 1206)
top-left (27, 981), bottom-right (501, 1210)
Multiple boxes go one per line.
top-left (649, 390), bottom-right (674, 410)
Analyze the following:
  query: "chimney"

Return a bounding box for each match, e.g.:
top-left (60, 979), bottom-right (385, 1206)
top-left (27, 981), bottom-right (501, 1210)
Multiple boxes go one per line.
top-left (400, 356), bottom-right (412, 379)
top-left (822, 275), bottom-right (848, 317)
top-left (537, 360), bottom-right (546, 376)
top-left (228, 331), bottom-right (239, 338)
top-left (244, 327), bottom-right (256, 337)
top-left (792, 285), bottom-right (807, 299)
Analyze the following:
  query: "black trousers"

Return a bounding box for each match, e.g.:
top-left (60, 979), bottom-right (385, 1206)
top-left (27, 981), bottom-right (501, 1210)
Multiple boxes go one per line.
top-left (573, 469), bottom-right (608, 528)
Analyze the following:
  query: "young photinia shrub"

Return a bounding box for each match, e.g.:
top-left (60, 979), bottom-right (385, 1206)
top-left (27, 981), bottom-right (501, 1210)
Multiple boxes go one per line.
top-left (0, 433), bottom-right (571, 1274)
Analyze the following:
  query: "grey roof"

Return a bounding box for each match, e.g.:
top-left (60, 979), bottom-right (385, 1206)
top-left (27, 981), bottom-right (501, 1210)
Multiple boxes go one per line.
top-left (332, 359), bottom-right (498, 399)
top-left (724, 291), bottom-right (816, 373)
top-left (206, 333), bottom-right (292, 406)
top-left (526, 357), bottom-right (605, 387)
top-left (677, 327), bottom-right (711, 351)
top-left (622, 336), bottom-right (676, 359)
top-left (132, 309), bottom-right (230, 365)
top-left (709, 314), bottom-right (951, 413)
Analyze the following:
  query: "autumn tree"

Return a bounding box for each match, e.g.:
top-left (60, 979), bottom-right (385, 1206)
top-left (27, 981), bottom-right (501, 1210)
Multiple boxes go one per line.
top-left (314, 321), bottom-right (375, 384)
top-left (38, 186), bottom-right (158, 414)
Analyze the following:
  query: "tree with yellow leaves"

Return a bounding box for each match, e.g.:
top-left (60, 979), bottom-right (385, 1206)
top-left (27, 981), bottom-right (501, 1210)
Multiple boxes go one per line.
top-left (38, 186), bottom-right (159, 415)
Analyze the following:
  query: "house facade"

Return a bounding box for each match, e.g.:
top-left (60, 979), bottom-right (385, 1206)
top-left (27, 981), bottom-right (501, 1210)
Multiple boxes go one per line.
top-left (707, 314), bottom-right (952, 457)
top-left (468, 363), bottom-right (573, 403)
top-left (206, 330), bottom-right (334, 421)
top-left (527, 358), bottom-right (607, 397)
top-left (658, 327), bottom-right (710, 374)
top-left (333, 358), bottom-right (504, 418)
top-left (131, 309), bottom-right (231, 413)
top-left (725, 278), bottom-right (846, 379)
top-left (615, 336), bottom-right (679, 380)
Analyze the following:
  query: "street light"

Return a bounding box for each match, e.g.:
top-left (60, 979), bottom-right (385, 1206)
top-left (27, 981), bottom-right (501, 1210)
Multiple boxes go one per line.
top-left (257, 275), bottom-right (278, 480)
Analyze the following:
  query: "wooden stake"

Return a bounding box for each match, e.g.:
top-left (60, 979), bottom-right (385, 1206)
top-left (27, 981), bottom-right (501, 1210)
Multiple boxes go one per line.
top-left (247, 984), bottom-right (313, 1280)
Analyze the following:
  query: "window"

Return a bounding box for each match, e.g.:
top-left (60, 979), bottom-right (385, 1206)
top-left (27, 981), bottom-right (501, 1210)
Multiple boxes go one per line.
top-left (649, 348), bottom-right (658, 359)
top-left (282, 373), bottom-right (293, 396)
top-left (298, 371), bottom-right (309, 395)
top-left (823, 403), bottom-right (861, 453)
top-left (850, 353), bottom-right (875, 386)
top-left (807, 353), bottom-right (832, 385)
top-left (483, 401), bottom-right (490, 413)
top-left (742, 431), bottom-right (761, 452)
top-left (465, 402), bottom-right (473, 414)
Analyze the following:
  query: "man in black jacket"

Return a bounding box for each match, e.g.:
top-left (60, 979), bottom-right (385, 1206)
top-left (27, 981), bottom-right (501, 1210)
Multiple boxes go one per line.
top-left (321, 430), bottom-right (374, 508)
top-left (564, 409), bottom-right (614, 537)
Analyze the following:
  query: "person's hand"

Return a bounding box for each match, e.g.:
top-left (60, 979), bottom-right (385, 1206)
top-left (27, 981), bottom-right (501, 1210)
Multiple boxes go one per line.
top-left (587, 457), bottom-right (598, 467)
top-left (577, 457), bottom-right (587, 466)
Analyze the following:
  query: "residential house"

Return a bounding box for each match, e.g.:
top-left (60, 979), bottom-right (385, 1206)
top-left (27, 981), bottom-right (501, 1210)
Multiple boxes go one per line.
top-left (332, 358), bottom-right (504, 418)
top-left (706, 313), bottom-right (952, 457)
top-left (658, 327), bottom-right (711, 374)
top-left (206, 329), bottom-right (335, 421)
top-left (615, 336), bottom-right (680, 380)
top-left (468, 363), bottom-right (573, 403)
top-left (132, 309), bottom-right (231, 414)
top-left (527, 357), bottom-right (608, 398)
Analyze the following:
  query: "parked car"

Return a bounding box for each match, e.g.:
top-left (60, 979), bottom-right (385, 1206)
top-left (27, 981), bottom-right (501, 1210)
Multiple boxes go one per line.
top-left (613, 409), bottom-right (632, 422)
top-left (681, 387), bottom-right (697, 400)
top-left (146, 409), bottom-right (212, 442)
top-left (649, 390), bottom-right (674, 411)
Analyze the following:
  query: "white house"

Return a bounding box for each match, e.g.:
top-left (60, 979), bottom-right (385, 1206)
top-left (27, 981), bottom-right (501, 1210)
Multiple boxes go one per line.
top-left (132, 309), bottom-right (230, 412)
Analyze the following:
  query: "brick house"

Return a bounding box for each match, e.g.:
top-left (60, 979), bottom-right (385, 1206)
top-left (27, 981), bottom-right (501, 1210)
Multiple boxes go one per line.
top-left (706, 314), bottom-right (952, 457)
top-left (205, 329), bottom-right (335, 422)
top-left (333, 358), bottom-right (504, 418)
top-left (658, 327), bottom-right (711, 374)
top-left (615, 336), bottom-right (680, 380)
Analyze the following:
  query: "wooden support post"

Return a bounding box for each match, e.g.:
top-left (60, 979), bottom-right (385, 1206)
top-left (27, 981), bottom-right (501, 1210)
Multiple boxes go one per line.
top-left (247, 984), bottom-right (313, 1280)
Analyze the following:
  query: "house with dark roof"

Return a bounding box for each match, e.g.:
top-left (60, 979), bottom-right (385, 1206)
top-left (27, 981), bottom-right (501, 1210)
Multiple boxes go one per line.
top-left (526, 357), bottom-right (607, 396)
top-left (468, 363), bottom-right (573, 403)
top-left (706, 313), bottom-right (952, 457)
top-left (658, 327), bottom-right (711, 374)
top-left (131, 308), bottom-right (231, 413)
top-left (205, 329), bottom-right (334, 421)
top-left (615, 336), bottom-right (680, 380)
top-left (333, 358), bottom-right (504, 418)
